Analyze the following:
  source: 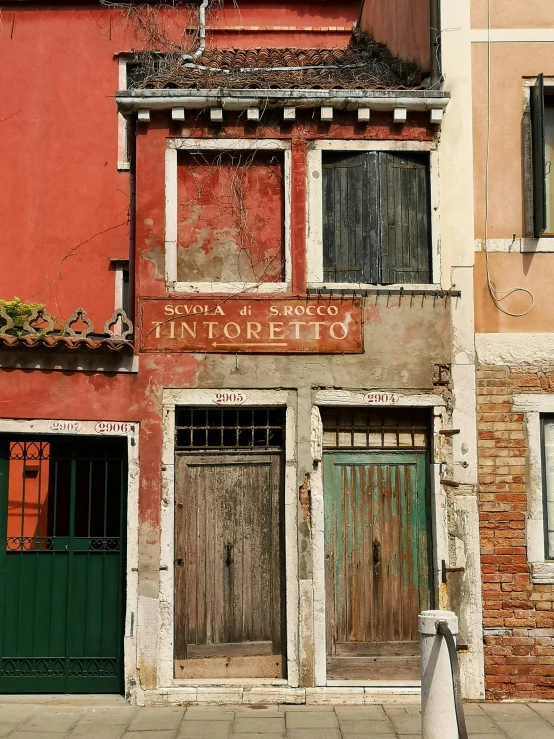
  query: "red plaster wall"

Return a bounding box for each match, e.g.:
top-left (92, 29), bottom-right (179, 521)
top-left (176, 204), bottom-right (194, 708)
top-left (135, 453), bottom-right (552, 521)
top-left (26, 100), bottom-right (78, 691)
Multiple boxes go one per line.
top-left (177, 150), bottom-right (285, 284)
top-left (0, 1), bottom-right (359, 329)
top-left (359, 0), bottom-right (431, 71)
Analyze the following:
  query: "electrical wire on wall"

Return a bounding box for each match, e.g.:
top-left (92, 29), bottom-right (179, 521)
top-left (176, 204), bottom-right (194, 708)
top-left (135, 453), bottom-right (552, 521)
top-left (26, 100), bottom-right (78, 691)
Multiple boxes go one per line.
top-left (483, 0), bottom-right (534, 316)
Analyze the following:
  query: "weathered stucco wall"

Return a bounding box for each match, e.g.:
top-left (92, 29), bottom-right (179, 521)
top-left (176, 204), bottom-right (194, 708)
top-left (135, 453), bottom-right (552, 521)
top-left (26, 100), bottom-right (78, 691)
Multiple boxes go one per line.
top-left (359, 0), bottom-right (430, 71)
top-left (0, 2), bottom-right (358, 327)
top-left (471, 0), bottom-right (554, 29)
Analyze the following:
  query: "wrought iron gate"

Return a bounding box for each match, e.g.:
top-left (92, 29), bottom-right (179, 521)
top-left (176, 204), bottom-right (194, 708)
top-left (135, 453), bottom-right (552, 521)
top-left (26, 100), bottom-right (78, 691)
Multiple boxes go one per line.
top-left (0, 435), bottom-right (127, 693)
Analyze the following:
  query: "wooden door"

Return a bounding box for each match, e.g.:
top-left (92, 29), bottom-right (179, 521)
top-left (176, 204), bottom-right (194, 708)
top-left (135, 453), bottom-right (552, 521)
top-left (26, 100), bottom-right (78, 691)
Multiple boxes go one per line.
top-left (174, 453), bottom-right (284, 679)
top-left (324, 451), bottom-right (431, 681)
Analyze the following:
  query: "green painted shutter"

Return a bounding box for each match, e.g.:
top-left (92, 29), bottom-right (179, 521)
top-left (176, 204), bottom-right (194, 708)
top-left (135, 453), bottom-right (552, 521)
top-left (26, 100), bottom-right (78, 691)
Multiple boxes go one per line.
top-left (531, 73), bottom-right (547, 237)
top-left (379, 152), bottom-right (431, 285)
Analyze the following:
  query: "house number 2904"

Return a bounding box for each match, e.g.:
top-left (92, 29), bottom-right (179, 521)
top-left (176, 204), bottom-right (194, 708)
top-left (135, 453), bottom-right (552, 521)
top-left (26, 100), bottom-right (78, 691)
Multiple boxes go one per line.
top-left (213, 392), bottom-right (245, 405)
top-left (363, 392), bottom-right (398, 404)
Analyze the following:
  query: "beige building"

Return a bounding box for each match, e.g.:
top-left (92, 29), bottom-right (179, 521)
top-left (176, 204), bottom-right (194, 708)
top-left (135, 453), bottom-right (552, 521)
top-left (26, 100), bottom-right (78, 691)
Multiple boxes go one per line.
top-left (470, 0), bottom-right (554, 700)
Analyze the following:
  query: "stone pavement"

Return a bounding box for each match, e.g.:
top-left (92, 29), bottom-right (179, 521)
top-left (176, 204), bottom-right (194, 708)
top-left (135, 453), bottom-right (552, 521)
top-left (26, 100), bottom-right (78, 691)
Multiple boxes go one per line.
top-left (1, 699), bottom-right (554, 738)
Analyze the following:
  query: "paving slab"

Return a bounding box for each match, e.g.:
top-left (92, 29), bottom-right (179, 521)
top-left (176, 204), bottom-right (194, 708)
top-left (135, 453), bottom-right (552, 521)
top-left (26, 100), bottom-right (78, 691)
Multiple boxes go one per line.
top-left (287, 731), bottom-right (342, 739)
top-left (10, 733), bottom-right (74, 739)
top-left (337, 719), bottom-right (396, 734)
top-left (233, 717), bottom-right (285, 733)
top-left (127, 706), bottom-right (185, 731)
top-left (279, 705), bottom-right (334, 711)
top-left (70, 725), bottom-right (125, 738)
top-left (386, 715), bottom-right (422, 735)
top-left (286, 712), bottom-right (339, 728)
top-left (231, 734), bottom-right (285, 739)
top-left (528, 704), bottom-right (554, 725)
top-left (0, 704), bottom-right (39, 723)
top-left (76, 706), bottom-right (138, 725)
top-left (177, 720), bottom-right (232, 738)
top-left (465, 713), bottom-right (502, 733)
top-left (481, 704), bottom-right (544, 722)
top-left (496, 721), bottom-right (554, 739)
top-left (183, 706), bottom-right (237, 719)
top-left (121, 733), bottom-right (177, 739)
top-left (334, 706), bottom-right (390, 719)
top-left (19, 709), bottom-right (83, 733)
top-left (0, 725), bottom-right (20, 737)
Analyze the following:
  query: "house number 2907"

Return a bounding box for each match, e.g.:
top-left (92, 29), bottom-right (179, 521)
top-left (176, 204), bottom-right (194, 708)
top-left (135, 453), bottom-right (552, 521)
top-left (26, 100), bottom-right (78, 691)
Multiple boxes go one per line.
top-left (213, 392), bottom-right (245, 405)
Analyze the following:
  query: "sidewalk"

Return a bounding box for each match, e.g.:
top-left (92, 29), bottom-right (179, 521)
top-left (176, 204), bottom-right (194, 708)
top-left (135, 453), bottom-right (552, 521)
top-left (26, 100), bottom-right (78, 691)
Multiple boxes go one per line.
top-left (0, 699), bottom-right (554, 738)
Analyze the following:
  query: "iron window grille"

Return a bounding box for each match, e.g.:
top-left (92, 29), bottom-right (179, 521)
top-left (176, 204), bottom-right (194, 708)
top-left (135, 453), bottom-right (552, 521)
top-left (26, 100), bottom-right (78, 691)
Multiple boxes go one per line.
top-left (175, 407), bottom-right (286, 451)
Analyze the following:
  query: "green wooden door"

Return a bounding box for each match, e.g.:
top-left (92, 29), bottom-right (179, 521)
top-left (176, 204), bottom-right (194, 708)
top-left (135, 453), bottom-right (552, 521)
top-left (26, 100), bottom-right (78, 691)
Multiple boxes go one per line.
top-left (0, 435), bottom-right (127, 694)
top-left (324, 451), bottom-right (432, 681)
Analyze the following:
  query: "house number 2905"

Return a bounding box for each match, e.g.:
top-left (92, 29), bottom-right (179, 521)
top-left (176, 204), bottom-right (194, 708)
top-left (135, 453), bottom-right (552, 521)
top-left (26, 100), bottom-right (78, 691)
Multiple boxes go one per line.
top-left (213, 392), bottom-right (245, 405)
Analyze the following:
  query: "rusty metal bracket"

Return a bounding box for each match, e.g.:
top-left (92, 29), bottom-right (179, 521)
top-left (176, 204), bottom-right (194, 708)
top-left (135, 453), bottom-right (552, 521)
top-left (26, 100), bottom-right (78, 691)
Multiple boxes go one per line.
top-left (441, 559), bottom-right (465, 584)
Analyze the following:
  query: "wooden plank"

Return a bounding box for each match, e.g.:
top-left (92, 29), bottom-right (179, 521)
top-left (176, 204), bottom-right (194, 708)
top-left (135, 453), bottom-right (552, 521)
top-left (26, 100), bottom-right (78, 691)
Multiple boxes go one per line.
top-left (175, 655), bottom-right (284, 679)
top-left (186, 641), bottom-right (273, 658)
top-left (335, 641), bottom-right (419, 657)
top-left (327, 656), bottom-right (420, 681)
top-left (323, 451), bottom-right (432, 673)
top-left (174, 453), bottom-right (285, 677)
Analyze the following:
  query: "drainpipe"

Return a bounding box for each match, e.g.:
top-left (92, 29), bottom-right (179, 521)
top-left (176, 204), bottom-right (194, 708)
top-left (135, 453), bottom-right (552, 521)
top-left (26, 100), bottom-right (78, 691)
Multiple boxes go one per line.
top-left (182, 0), bottom-right (209, 61)
top-left (430, 0), bottom-right (441, 86)
top-left (127, 115), bottom-right (137, 328)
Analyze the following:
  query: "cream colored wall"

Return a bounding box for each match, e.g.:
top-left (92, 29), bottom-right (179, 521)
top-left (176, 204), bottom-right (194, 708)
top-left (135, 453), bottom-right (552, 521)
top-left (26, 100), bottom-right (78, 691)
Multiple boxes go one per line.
top-left (472, 44), bottom-right (554, 239)
top-left (472, 35), bottom-right (554, 333)
top-left (474, 253), bottom-right (554, 333)
top-left (471, 0), bottom-right (554, 30)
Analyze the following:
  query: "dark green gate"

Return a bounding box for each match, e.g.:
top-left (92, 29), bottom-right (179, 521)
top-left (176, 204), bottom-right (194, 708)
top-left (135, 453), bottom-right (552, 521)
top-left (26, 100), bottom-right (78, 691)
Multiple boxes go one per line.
top-left (0, 435), bottom-right (127, 693)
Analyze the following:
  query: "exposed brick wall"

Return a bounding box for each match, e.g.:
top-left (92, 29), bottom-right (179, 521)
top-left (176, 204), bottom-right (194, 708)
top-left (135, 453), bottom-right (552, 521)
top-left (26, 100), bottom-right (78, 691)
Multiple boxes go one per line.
top-left (478, 365), bottom-right (554, 700)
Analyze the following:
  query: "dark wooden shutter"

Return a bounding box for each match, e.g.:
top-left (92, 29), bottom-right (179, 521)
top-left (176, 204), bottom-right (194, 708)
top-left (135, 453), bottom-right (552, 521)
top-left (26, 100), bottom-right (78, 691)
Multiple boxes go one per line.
top-left (322, 151), bottom-right (380, 283)
top-left (531, 73), bottom-right (547, 237)
top-left (379, 152), bottom-right (431, 284)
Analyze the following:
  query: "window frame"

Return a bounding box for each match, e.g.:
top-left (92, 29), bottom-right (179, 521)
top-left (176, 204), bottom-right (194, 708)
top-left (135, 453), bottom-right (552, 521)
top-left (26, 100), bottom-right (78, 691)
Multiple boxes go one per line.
top-left (513, 395), bottom-right (554, 582)
top-left (165, 138), bottom-right (292, 294)
top-left (306, 140), bottom-right (440, 289)
top-left (523, 76), bottom-right (554, 246)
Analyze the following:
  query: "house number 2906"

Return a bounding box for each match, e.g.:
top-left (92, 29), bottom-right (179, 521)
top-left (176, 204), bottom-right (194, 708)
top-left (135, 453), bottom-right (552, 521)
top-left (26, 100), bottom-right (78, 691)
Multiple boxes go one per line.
top-left (213, 392), bottom-right (245, 405)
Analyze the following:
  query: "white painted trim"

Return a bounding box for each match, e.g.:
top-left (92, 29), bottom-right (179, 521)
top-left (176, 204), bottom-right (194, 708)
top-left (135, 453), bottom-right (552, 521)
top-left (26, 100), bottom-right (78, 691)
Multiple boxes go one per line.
top-left (168, 138), bottom-right (291, 152)
top-left (474, 237), bottom-right (554, 252)
top-left (165, 139), bottom-right (292, 293)
top-left (471, 29), bottom-right (554, 43)
top-left (0, 417), bottom-right (141, 702)
top-left (476, 333), bottom-right (554, 366)
top-left (310, 140), bottom-right (435, 152)
top-left (159, 388), bottom-right (299, 689)
top-left (310, 406), bottom-right (326, 688)
top-left (117, 56), bottom-right (131, 171)
top-left (309, 392), bottom-right (448, 688)
top-left (0, 352), bottom-right (139, 374)
top-left (510, 397), bottom-right (554, 582)
top-left (314, 390), bottom-right (445, 407)
top-left (514, 395), bottom-right (554, 413)
top-left (305, 142), bottom-right (441, 286)
top-left (116, 90), bottom-right (450, 116)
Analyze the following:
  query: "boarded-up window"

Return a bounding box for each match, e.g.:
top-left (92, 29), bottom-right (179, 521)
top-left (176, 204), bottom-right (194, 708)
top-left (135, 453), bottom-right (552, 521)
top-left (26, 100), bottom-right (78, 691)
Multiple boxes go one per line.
top-left (322, 151), bottom-right (431, 284)
top-left (177, 150), bottom-right (285, 284)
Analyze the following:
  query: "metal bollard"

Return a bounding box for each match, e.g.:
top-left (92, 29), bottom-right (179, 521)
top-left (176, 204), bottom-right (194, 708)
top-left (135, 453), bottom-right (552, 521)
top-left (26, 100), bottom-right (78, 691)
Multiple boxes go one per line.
top-left (419, 609), bottom-right (459, 739)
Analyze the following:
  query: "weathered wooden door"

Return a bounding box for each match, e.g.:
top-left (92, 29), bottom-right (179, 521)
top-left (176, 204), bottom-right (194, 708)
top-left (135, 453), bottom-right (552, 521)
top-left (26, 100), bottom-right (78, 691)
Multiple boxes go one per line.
top-left (0, 436), bottom-right (127, 694)
top-left (174, 452), bottom-right (284, 678)
top-left (324, 451), bottom-right (431, 681)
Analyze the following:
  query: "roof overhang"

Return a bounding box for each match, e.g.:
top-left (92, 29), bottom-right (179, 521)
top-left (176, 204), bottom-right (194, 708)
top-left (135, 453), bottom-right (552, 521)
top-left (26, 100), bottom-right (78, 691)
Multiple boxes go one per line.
top-left (115, 87), bottom-right (450, 116)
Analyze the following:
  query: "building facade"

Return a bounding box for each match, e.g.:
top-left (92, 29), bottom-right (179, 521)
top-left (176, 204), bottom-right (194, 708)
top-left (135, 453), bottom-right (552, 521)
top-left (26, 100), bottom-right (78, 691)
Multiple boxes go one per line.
top-left (0, 0), bottom-right (486, 704)
top-left (471, 0), bottom-right (554, 700)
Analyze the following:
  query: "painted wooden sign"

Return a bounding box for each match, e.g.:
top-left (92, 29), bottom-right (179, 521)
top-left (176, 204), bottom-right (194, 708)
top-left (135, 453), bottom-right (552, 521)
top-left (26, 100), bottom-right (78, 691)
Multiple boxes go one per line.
top-left (140, 297), bottom-right (363, 354)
